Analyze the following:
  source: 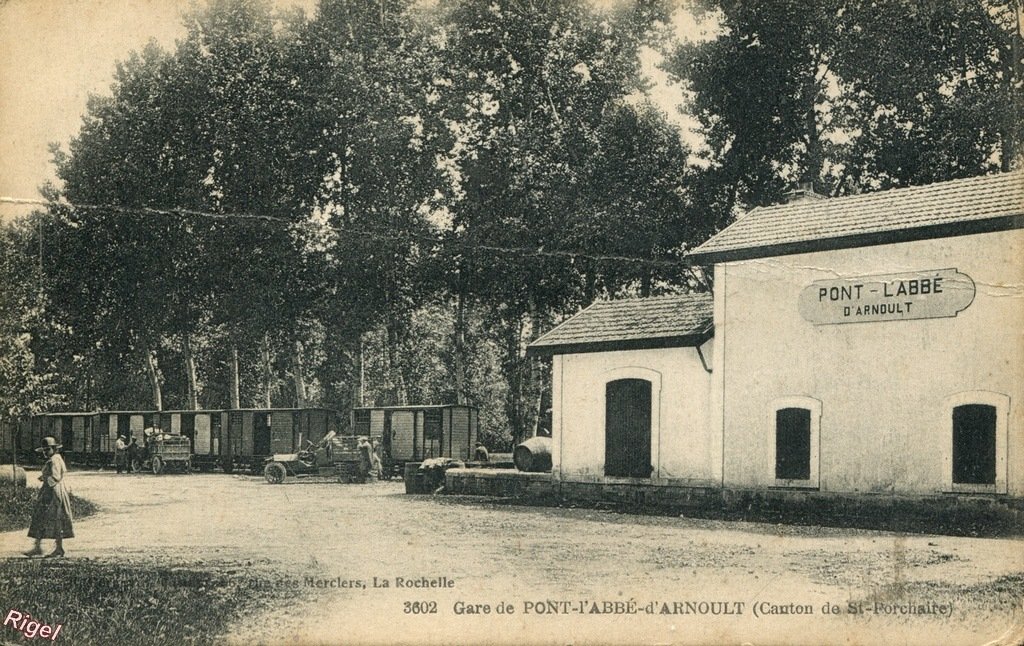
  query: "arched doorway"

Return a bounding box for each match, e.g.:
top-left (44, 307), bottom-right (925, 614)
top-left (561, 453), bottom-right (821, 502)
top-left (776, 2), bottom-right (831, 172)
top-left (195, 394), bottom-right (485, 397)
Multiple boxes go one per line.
top-left (605, 378), bottom-right (653, 478)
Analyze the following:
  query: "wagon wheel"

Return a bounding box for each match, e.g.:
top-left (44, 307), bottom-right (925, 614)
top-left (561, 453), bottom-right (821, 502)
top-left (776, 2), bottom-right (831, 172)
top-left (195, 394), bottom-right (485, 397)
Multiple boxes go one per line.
top-left (151, 456), bottom-right (164, 475)
top-left (221, 459), bottom-right (234, 474)
top-left (264, 462), bottom-right (287, 485)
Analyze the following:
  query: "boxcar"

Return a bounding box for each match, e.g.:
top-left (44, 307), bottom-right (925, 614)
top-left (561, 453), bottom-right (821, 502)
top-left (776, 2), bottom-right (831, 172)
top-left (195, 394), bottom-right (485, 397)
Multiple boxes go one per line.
top-left (25, 413), bottom-right (92, 466)
top-left (219, 408), bottom-right (340, 474)
top-left (0, 414), bottom-right (73, 465)
top-left (17, 418), bottom-right (40, 463)
top-left (1, 418), bottom-right (31, 463)
top-left (0, 418), bottom-right (18, 463)
top-left (87, 411), bottom-right (161, 467)
top-left (156, 410), bottom-right (222, 471)
top-left (351, 404), bottom-right (479, 465)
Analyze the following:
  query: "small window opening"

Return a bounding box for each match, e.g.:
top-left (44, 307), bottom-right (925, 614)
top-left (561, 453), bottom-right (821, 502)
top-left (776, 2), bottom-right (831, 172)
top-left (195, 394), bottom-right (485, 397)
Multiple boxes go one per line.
top-left (353, 410), bottom-right (370, 436)
top-left (952, 404), bottom-right (997, 485)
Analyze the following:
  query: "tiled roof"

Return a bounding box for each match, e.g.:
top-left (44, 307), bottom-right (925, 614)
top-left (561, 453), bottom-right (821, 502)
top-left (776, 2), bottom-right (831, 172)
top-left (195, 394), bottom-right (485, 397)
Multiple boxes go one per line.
top-left (688, 171), bottom-right (1024, 264)
top-left (526, 293), bottom-right (713, 356)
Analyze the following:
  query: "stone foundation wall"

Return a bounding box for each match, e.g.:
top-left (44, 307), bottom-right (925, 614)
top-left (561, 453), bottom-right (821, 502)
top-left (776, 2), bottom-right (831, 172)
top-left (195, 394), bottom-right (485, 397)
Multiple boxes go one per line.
top-left (443, 469), bottom-right (1024, 536)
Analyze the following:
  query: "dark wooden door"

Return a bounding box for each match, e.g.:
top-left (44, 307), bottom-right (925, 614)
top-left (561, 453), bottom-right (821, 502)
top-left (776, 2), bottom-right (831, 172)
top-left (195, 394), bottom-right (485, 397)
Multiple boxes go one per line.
top-left (181, 414), bottom-right (196, 446)
top-left (775, 408), bottom-right (811, 480)
top-left (605, 379), bottom-right (652, 478)
top-left (253, 412), bottom-right (272, 456)
top-left (383, 411), bottom-right (393, 455)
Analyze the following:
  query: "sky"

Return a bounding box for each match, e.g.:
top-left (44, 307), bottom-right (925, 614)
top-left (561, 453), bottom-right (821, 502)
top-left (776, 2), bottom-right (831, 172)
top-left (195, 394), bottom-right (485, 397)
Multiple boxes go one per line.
top-left (0, 0), bottom-right (318, 221)
top-left (0, 0), bottom-right (705, 222)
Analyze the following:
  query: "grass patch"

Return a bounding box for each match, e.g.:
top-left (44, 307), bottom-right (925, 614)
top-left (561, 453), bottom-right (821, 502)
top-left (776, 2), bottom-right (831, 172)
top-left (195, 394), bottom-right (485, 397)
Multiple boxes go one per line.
top-left (0, 486), bottom-right (98, 533)
top-left (0, 558), bottom-right (302, 645)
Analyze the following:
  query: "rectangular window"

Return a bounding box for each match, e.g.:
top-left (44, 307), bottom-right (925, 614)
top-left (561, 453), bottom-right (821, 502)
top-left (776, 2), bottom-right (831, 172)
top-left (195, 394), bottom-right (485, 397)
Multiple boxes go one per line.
top-left (775, 408), bottom-right (811, 480)
top-left (353, 410), bottom-right (371, 436)
top-left (952, 404), bottom-right (997, 485)
top-left (424, 409), bottom-right (443, 441)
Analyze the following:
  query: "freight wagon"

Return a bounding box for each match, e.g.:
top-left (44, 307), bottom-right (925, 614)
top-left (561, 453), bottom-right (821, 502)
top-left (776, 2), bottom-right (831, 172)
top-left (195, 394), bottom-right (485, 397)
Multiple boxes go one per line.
top-left (218, 408), bottom-right (340, 474)
top-left (0, 413), bottom-right (95, 465)
top-left (156, 410), bottom-right (223, 471)
top-left (87, 411), bottom-right (160, 466)
top-left (8, 407), bottom-right (343, 473)
top-left (351, 404), bottom-right (479, 472)
top-left (0, 418), bottom-right (19, 463)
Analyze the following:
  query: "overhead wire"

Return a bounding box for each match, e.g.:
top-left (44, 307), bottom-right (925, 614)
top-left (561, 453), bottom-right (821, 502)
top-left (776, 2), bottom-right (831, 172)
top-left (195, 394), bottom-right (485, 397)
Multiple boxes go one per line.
top-left (0, 195), bottom-right (707, 275)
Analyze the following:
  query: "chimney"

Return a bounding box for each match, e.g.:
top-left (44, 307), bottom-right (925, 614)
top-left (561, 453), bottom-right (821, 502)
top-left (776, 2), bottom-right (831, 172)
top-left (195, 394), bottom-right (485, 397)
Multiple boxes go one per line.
top-left (783, 180), bottom-right (826, 204)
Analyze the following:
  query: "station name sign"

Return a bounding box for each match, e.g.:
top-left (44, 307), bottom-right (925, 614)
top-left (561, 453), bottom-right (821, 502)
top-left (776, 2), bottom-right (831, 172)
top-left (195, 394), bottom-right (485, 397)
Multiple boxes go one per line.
top-left (798, 268), bottom-right (975, 325)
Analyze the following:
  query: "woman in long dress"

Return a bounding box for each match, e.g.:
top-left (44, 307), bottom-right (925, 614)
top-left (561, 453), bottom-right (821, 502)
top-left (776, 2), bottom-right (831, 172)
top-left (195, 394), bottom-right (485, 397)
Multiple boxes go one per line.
top-left (24, 436), bottom-right (74, 558)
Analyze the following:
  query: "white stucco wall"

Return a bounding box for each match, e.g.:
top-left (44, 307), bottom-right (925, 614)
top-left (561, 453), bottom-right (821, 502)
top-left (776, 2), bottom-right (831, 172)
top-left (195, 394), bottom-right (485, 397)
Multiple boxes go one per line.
top-left (715, 228), bottom-right (1024, 496)
top-left (552, 344), bottom-right (716, 485)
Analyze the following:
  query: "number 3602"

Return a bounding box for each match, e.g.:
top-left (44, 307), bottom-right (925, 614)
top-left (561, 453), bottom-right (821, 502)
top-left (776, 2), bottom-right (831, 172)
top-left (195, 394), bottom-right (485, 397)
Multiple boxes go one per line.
top-left (403, 601), bottom-right (438, 614)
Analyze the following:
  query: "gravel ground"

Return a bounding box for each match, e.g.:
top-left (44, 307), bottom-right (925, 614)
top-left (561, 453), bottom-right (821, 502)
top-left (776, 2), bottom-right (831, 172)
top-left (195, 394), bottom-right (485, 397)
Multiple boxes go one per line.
top-left (1, 470), bottom-right (1021, 646)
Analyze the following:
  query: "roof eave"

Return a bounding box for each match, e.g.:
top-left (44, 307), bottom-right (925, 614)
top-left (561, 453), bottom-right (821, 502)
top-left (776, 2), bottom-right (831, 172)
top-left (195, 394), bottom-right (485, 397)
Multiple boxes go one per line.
top-left (687, 213), bottom-right (1024, 265)
top-left (529, 299), bottom-right (606, 348)
top-left (526, 328), bottom-right (713, 357)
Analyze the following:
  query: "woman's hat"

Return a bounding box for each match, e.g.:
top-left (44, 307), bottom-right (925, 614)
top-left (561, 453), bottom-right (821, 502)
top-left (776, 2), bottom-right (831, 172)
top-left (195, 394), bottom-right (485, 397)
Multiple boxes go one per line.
top-left (35, 436), bottom-right (61, 452)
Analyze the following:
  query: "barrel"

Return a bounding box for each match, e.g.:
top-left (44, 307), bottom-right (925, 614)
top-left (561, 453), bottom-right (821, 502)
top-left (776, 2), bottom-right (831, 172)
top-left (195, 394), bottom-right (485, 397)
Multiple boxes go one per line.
top-left (0, 465), bottom-right (27, 488)
top-left (513, 436), bottom-right (552, 472)
top-left (404, 462), bottom-right (423, 494)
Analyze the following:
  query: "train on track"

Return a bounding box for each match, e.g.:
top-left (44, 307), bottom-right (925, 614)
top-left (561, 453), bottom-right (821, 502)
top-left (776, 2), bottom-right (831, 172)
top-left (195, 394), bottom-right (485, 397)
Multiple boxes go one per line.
top-left (0, 404), bottom-right (480, 475)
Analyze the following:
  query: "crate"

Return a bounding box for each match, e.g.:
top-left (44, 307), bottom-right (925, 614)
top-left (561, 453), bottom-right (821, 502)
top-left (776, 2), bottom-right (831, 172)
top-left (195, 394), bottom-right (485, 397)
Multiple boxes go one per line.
top-left (329, 436), bottom-right (362, 462)
top-left (150, 436), bottom-right (191, 460)
top-left (336, 460), bottom-right (366, 483)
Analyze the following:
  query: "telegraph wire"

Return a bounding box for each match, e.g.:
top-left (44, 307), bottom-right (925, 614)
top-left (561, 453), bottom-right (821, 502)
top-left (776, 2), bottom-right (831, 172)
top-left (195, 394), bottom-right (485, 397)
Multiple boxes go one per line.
top-left (0, 195), bottom-right (705, 273)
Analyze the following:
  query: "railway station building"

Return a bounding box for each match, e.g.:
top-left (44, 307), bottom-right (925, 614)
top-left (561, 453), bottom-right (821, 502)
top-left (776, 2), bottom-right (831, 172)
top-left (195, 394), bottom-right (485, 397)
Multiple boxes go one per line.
top-left (527, 171), bottom-right (1023, 501)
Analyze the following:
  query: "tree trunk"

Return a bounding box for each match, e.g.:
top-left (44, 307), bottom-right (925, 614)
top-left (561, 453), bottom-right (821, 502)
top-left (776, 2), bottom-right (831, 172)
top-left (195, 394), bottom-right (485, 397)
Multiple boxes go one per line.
top-left (183, 334), bottom-right (199, 410)
top-left (801, 69), bottom-right (823, 189)
top-left (527, 305), bottom-right (547, 438)
top-left (144, 347), bottom-right (163, 411)
top-left (584, 267), bottom-right (597, 305)
top-left (640, 270), bottom-right (652, 297)
top-left (356, 334), bottom-right (365, 408)
top-left (1000, 26), bottom-right (1018, 172)
top-left (293, 339), bottom-right (307, 408)
top-left (261, 333), bottom-right (273, 408)
top-left (229, 345), bottom-right (241, 409)
top-left (530, 373), bottom-right (544, 438)
top-left (503, 316), bottom-right (526, 445)
top-left (453, 289), bottom-right (467, 405)
top-left (384, 320), bottom-right (407, 405)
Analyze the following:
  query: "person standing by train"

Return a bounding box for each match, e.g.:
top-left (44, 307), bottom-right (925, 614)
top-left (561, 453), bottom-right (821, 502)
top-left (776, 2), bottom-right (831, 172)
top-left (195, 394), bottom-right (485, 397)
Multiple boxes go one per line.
top-left (114, 434), bottom-right (128, 474)
top-left (24, 437), bottom-right (74, 558)
top-left (370, 438), bottom-right (385, 480)
top-left (127, 437), bottom-right (140, 473)
top-left (357, 436), bottom-right (373, 481)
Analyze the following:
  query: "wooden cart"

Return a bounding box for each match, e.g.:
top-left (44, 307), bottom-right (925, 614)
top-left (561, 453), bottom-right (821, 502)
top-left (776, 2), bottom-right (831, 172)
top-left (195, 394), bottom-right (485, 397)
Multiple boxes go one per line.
top-left (144, 435), bottom-right (192, 474)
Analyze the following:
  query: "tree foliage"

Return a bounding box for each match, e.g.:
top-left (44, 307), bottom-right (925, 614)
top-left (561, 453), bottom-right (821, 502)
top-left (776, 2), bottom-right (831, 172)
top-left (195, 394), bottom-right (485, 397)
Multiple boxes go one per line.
top-left (0, 217), bottom-right (63, 419)
top-left (668, 0), bottom-right (1023, 206)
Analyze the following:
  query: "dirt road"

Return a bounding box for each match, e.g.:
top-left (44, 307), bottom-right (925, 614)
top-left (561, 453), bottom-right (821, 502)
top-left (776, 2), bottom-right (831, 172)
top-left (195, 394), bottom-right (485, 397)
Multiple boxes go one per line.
top-left (2, 470), bottom-right (1021, 645)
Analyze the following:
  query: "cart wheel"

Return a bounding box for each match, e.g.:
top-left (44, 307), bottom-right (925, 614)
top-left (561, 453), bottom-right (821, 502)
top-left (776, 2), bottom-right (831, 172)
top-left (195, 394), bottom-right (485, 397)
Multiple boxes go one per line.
top-left (151, 456), bottom-right (164, 475)
top-left (264, 462), bottom-right (286, 484)
top-left (221, 459), bottom-right (234, 474)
